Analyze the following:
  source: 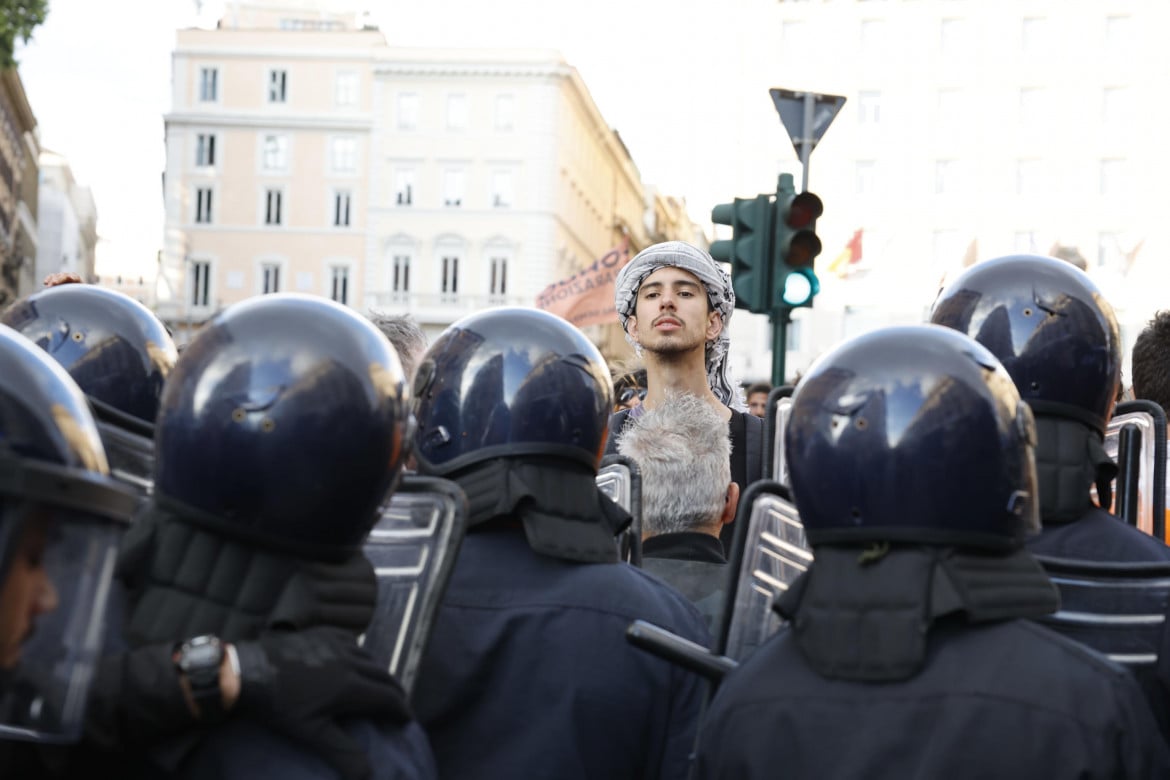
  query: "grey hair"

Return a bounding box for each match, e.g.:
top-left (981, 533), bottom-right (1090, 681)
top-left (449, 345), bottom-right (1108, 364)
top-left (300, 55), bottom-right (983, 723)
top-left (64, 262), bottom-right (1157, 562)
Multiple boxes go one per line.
top-left (618, 392), bottom-right (731, 536)
top-left (368, 311), bottom-right (427, 381)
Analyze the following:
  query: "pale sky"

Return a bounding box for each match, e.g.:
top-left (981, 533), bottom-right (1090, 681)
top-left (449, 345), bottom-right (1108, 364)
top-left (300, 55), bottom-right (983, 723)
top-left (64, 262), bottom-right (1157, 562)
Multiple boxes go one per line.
top-left (15, 0), bottom-right (796, 278)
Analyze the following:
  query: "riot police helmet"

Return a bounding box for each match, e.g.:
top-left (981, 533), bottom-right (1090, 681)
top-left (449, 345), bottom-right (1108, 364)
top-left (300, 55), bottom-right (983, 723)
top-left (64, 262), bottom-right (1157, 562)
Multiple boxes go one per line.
top-left (412, 307), bottom-right (613, 476)
top-left (930, 254), bottom-right (1121, 433)
top-left (1, 284), bottom-right (179, 430)
top-left (786, 325), bottom-right (1039, 550)
top-left (152, 294), bottom-right (410, 561)
top-left (0, 324), bottom-right (137, 741)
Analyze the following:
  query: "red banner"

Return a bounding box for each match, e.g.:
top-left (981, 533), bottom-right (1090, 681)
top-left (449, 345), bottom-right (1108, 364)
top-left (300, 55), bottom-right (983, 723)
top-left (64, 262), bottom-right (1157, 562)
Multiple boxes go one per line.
top-left (535, 241), bottom-right (631, 329)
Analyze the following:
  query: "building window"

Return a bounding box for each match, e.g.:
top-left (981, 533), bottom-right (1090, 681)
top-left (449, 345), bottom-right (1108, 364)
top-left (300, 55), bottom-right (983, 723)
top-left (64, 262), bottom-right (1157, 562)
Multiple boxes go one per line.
top-left (191, 260), bottom-right (210, 306)
top-left (1014, 231), bottom-right (1038, 254)
top-left (1019, 87), bottom-right (1045, 130)
top-left (491, 171), bottom-right (513, 208)
top-left (196, 133), bottom-right (216, 167)
top-left (1105, 15), bottom-right (1132, 53)
top-left (335, 72), bottom-right (359, 106)
top-left (936, 88), bottom-right (962, 135)
top-left (855, 160), bottom-right (876, 196)
top-left (443, 169), bottom-right (464, 207)
top-left (934, 159), bottom-right (958, 195)
top-left (489, 256), bottom-right (507, 297)
top-left (1102, 86), bottom-right (1129, 130)
top-left (1100, 158), bottom-right (1126, 197)
top-left (262, 134), bottom-right (289, 172)
top-left (495, 94), bottom-right (514, 131)
top-left (330, 266), bottom-right (349, 305)
top-left (939, 18), bottom-right (968, 53)
top-left (268, 69), bottom-right (288, 103)
top-left (859, 19), bottom-right (885, 55)
top-left (264, 188), bottom-right (283, 226)
top-left (397, 93), bottom-right (419, 130)
top-left (447, 94), bottom-right (468, 131)
top-left (858, 91), bottom-right (881, 125)
top-left (195, 187), bottom-right (213, 223)
top-left (394, 170), bottom-right (414, 206)
top-left (199, 67), bottom-right (219, 102)
top-left (330, 137), bottom-right (357, 173)
top-left (785, 317), bottom-right (802, 352)
top-left (1021, 17), bottom-right (1048, 53)
top-left (1097, 232), bottom-right (1121, 268)
top-left (333, 190), bottom-right (351, 227)
top-left (441, 255), bottom-right (459, 298)
top-left (261, 263), bottom-right (281, 294)
top-left (1016, 158), bottom-right (1041, 196)
top-left (392, 254), bottom-right (410, 293)
top-left (931, 229), bottom-right (962, 271)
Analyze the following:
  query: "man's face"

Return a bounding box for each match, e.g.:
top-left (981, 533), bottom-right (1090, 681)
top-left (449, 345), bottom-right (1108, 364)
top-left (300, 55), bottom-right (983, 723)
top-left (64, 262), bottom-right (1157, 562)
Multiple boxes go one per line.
top-left (628, 267), bottom-right (721, 357)
top-left (0, 513), bottom-right (60, 669)
top-left (748, 392), bottom-right (768, 417)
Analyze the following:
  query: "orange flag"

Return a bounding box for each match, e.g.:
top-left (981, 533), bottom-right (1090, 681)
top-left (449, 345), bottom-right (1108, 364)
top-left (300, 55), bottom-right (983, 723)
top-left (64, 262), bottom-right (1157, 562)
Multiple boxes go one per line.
top-left (535, 240), bottom-right (632, 329)
top-left (826, 229), bottom-right (863, 277)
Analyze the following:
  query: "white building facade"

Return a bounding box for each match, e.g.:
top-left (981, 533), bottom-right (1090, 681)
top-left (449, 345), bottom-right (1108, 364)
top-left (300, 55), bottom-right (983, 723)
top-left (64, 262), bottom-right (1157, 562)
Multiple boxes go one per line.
top-left (727, 0), bottom-right (1170, 382)
top-left (35, 149), bottom-right (97, 285)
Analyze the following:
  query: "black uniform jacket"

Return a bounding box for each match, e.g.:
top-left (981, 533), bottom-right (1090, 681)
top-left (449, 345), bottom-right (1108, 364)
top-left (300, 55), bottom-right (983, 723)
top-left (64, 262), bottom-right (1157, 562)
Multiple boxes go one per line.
top-left (695, 618), bottom-right (1170, 779)
top-left (414, 527), bottom-right (709, 780)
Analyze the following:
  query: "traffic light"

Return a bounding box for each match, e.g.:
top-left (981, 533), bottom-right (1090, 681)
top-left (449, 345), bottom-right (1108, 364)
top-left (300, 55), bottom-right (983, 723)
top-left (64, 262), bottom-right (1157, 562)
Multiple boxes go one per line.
top-left (772, 173), bottom-right (823, 308)
top-left (710, 195), bottom-right (773, 314)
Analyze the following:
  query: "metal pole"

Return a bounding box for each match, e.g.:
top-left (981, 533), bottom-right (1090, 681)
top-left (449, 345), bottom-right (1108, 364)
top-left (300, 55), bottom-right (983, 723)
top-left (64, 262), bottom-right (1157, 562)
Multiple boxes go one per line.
top-left (770, 308), bottom-right (790, 386)
top-left (799, 92), bottom-right (814, 193)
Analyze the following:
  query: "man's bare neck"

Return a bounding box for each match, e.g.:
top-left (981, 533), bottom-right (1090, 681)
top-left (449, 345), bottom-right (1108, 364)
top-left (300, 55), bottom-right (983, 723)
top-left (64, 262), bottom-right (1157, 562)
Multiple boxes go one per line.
top-left (643, 351), bottom-right (732, 421)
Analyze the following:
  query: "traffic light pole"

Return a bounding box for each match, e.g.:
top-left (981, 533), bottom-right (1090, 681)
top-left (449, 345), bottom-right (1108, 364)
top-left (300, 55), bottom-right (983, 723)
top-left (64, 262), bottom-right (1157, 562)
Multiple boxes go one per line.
top-left (770, 308), bottom-right (791, 386)
top-left (798, 92), bottom-right (814, 193)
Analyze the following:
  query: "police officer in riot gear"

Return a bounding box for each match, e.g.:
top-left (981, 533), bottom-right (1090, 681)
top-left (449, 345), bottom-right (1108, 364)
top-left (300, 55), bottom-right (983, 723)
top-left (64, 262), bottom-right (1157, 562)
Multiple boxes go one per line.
top-left (2, 284), bottom-right (179, 492)
top-left (74, 294), bottom-right (434, 779)
top-left (411, 307), bottom-right (709, 780)
top-left (2, 283), bottom-right (178, 430)
top-left (0, 325), bottom-right (138, 772)
top-left (931, 254), bottom-right (1170, 560)
top-left (694, 325), bottom-right (1169, 778)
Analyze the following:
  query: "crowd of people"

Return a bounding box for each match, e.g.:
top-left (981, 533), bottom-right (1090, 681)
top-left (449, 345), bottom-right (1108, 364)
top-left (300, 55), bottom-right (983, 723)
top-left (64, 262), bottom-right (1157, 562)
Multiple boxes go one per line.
top-left (1, 241), bottom-right (1169, 778)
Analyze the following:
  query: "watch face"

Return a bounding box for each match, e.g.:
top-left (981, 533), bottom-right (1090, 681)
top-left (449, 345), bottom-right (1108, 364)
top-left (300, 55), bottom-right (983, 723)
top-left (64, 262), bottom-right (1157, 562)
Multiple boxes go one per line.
top-left (186, 645), bottom-right (220, 667)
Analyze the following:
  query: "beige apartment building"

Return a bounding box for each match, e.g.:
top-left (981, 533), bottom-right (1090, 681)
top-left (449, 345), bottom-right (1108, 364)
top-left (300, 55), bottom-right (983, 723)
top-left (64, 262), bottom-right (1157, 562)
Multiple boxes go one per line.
top-left (160, 3), bottom-right (385, 335)
top-left (161, 1), bottom-right (698, 358)
top-left (368, 47), bottom-right (700, 352)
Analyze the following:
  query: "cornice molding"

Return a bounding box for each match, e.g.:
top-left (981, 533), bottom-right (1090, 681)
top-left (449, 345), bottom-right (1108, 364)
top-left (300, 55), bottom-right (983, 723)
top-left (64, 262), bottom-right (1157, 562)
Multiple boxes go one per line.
top-left (164, 112), bottom-right (373, 131)
top-left (373, 62), bottom-right (571, 79)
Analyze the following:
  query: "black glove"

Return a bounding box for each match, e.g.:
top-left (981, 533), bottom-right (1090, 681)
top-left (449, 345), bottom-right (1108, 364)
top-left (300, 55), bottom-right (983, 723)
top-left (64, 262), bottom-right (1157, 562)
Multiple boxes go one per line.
top-left (234, 627), bottom-right (412, 780)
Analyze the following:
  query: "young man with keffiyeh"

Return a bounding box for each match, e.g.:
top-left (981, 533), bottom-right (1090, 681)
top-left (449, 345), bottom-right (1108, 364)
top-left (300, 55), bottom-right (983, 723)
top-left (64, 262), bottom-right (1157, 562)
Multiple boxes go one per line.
top-left (607, 241), bottom-right (764, 553)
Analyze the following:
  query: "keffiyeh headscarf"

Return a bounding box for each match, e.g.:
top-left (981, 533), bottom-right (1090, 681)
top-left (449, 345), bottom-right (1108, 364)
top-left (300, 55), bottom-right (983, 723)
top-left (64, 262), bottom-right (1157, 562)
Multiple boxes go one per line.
top-left (615, 241), bottom-right (745, 411)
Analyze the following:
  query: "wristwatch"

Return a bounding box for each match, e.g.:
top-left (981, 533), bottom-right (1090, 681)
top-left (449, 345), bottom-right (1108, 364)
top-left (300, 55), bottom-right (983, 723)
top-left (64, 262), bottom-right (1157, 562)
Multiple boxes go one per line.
top-left (173, 634), bottom-right (226, 722)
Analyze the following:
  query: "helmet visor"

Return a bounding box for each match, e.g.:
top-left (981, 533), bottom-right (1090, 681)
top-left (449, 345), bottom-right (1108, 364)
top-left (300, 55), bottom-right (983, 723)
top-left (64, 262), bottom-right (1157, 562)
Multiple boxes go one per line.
top-left (0, 505), bottom-right (123, 743)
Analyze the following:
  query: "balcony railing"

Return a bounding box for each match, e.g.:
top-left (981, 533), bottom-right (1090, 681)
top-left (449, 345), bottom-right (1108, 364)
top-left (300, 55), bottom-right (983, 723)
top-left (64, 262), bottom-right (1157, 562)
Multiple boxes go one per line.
top-left (365, 291), bottom-right (531, 320)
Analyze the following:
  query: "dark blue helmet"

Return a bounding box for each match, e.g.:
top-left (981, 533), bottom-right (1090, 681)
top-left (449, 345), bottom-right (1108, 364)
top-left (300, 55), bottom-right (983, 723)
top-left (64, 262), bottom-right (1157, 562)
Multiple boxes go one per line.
top-left (930, 254), bottom-right (1121, 433)
top-left (1, 284), bottom-right (179, 428)
top-left (413, 307), bottom-right (613, 476)
top-left (0, 324), bottom-right (137, 741)
top-left (153, 294), bottom-right (410, 561)
top-left (786, 325), bottom-right (1039, 550)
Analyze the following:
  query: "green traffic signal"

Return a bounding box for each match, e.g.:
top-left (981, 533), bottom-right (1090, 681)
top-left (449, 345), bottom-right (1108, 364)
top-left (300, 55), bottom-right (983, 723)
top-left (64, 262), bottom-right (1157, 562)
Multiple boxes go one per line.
top-left (779, 268), bottom-right (820, 307)
top-left (710, 195), bottom-right (773, 313)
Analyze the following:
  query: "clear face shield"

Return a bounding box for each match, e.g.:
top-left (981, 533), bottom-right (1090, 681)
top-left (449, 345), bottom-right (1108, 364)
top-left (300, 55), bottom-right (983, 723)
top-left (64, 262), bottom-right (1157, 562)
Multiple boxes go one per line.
top-left (0, 462), bottom-right (136, 743)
